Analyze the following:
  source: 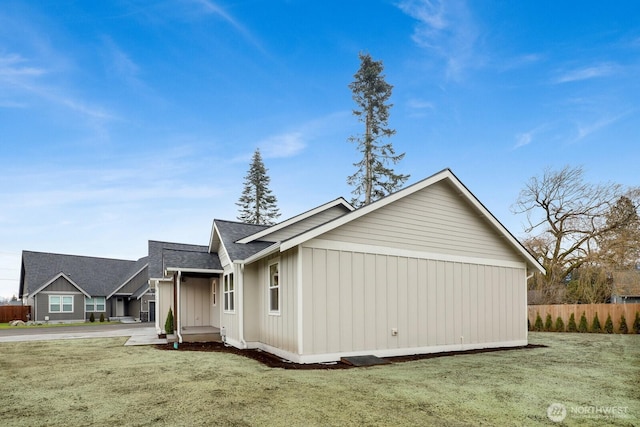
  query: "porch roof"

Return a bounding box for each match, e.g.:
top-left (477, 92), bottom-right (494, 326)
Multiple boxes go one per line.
top-left (163, 248), bottom-right (222, 273)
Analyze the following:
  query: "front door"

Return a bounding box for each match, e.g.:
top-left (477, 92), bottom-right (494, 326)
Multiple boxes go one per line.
top-left (116, 298), bottom-right (124, 317)
top-left (149, 301), bottom-right (156, 323)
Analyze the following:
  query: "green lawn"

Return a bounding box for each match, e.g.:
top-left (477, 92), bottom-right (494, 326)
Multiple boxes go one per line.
top-left (0, 333), bottom-right (637, 426)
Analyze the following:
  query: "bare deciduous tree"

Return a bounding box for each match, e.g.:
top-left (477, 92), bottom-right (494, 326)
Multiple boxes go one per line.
top-left (512, 165), bottom-right (636, 302)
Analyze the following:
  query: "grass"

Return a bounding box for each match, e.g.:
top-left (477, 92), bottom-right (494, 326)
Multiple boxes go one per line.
top-left (0, 333), bottom-right (638, 426)
top-left (0, 321), bottom-right (119, 329)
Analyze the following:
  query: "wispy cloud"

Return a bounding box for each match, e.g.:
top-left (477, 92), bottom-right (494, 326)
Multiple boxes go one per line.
top-left (397, 0), bottom-right (479, 80)
top-left (102, 36), bottom-right (142, 86)
top-left (572, 112), bottom-right (630, 142)
top-left (498, 53), bottom-right (544, 72)
top-left (0, 53), bottom-right (47, 78)
top-left (554, 63), bottom-right (617, 84)
top-left (512, 123), bottom-right (549, 150)
top-left (187, 0), bottom-right (266, 54)
top-left (406, 98), bottom-right (435, 117)
top-left (260, 132), bottom-right (306, 159)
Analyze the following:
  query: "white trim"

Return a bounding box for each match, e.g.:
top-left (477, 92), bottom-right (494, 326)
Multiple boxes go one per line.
top-left (165, 267), bottom-right (224, 274)
top-left (30, 272), bottom-right (91, 298)
top-left (107, 263), bottom-right (149, 299)
top-left (222, 272), bottom-right (235, 313)
top-left (85, 296), bottom-right (106, 312)
top-left (176, 272), bottom-right (182, 343)
top-left (305, 238), bottom-right (527, 270)
top-left (296, 245), bottom-right (303, 355)
top-left (223, 336), bottom-right (244, 349)
top-left (48, 294), bottom-right (74, 313)
top-left (236, 198), bottom-right (355, 244)
top-left (241, 243), bottom-right (280, 265)
top-left (238, 263), bottom-right (245, 346)
top-left (267, 259), bottom-right (280, 315)
top-left (280, 169), bottom-right (544, 274)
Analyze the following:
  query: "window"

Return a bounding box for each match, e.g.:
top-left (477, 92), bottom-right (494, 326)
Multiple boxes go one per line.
top-left (211, 279), bottom-right (217, 306)
top-left (223, 273), bottom-right (234, 312)
top-left (49, 295), bottom-right (73, 313)
top-left (85, 297), bottom-right (106, 312)
top-left (268, 261), bottom-right (280, 314)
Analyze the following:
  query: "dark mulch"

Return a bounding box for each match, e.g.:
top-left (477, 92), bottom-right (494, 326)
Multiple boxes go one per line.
top-left (154, 342), bottom-right (546, 370)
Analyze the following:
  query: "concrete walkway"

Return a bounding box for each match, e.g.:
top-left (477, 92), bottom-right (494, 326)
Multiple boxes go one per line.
top-left (0, 323), bottom-right (167, 346)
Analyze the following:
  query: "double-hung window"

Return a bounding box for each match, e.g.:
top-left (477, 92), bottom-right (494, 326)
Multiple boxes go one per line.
top-left (223, 273), bottom-right (234, 312)
top-left (49, 295), bottom-right (73, 313)
top-left (85, 297), bottom-right (106, 312)
top-left (268, 261), bottom-right (280, 314)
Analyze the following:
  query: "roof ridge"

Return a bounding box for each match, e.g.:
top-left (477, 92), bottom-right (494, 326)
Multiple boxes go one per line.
top-left (23, 250), bottom-right (136, 263)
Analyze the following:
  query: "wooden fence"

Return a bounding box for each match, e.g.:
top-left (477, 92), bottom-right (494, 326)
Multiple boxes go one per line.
top-left (528, 303), bottom-right (640, 333)
top-left (0, 305), bottom-right (31, 323)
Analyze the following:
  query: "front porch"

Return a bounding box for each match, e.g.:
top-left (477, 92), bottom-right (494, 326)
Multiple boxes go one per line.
top-left (168, 326), bottom-right (221, 343)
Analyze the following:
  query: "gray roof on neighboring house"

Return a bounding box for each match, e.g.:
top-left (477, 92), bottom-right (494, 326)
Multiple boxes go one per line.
top-left (148, 240), bottom-right (214, 279)
top-left (214, 220), bottom-right (273, 261)
top-left (131, 282), bottom-right (151, 299)
top-left (163, 248), bottom-right (222, 271)
top-left (19, 251), bottom-right (146, 298)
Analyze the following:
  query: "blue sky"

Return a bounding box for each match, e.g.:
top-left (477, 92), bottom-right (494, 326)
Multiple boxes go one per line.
top-left (1, 0), bottom-right (638, 298)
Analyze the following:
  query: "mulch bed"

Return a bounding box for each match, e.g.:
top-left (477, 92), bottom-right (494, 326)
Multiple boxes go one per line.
top-left (154, 341), bottom-right (546, 370)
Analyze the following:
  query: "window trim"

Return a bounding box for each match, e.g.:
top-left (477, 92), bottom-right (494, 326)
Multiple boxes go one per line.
top-left (85, 296), bottom-right (106, 312)
top-left (211, 279), bottom-right (217, 307)
top-left (49, 295), bottom-right (74, 313)
top-left (268, 259), bottom-right (280, 315)
top-left (223, 273), bottom-right (235, 313)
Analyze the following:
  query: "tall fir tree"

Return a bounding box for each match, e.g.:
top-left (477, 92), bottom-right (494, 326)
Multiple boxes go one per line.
top-left (236, 148), bottom-right (281, 225)
top-left (347, 52), bottom-right (409, 207)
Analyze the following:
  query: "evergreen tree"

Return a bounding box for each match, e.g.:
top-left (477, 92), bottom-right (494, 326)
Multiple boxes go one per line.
top-left (544, 314), bottom-right (553, 331)
top-left (634, 312), bottom-right (640, 334)
top-left (236, 148), bottom-right (281, 225)
top-left (578, 312), bottom-right (588, 332)
top-left (591, 312), bottom-right (602, 332)
top-left (347, 52), bottom-right (409, 207)
top-left (534, 313), bottom-right (543, 331)
top-left (567, 313), bottom-right (578, 332)
top-left (619, 314), bottom-right (628, 334)
top-left (555, 316), bottom-right (565, 332)
top-left (604, 314), bottom-right (614, 333)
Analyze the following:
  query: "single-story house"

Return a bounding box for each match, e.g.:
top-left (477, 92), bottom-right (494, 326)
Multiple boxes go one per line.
top-left (154, 169), bottom-right (544, 363)
top-left (610, 269), bottom-right (640, 304)
top-left (18, 251), bottom-right (153, 323)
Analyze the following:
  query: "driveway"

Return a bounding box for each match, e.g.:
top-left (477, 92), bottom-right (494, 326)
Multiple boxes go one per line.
top-left (0, 322), bottom-right (166, 346)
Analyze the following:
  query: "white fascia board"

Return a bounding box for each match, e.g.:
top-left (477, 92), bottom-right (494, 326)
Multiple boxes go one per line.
top-left (107, 263), bottom-right (149, 299)
top-left (236, 198), bottom-right (355, 244)
top-left (164, 267), bottom-right (224, 274)
top-left (239, 243), bottom-right (281, 265)
top-left (208, 219), bottom-right (219, 253)
top-left (30, 272), bottom-right (91, 298)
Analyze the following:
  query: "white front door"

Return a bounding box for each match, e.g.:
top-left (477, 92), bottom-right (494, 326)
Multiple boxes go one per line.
top-left (116, 298), bottom-right (124, 317)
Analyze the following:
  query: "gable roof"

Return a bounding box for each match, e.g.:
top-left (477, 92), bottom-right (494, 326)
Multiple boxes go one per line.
top-left (212, 220), bottom-right (273, 262)
top-left (236, 197), bottom-right (354, 244)
top-left (279, 169), bottom-right (544, 273)
top-left (20, 251), bottom-right (142, 297)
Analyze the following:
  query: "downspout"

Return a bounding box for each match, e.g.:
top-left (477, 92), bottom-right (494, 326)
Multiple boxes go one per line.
top-left (176, 271), bottom-right (183, 344)
top-left (238, 262), bottom-right (247, 349)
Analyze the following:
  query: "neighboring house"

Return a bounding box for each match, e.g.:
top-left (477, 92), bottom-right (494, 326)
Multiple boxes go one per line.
top-left (19, 251), bottom-right (152, 323)
top-left (611, 270), bottom-right (640, 304)
top-left (154, 169), bottom-right (544, 364)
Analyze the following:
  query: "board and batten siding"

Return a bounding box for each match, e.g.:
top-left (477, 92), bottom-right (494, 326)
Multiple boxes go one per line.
top-left (259, 206), bottom-right (349, 243)
top-left (179, 277), bottom-right (212, 327)
top-left (320, 180), bottom-right (522, 263)
top-left (301, 247), bottom-right (526, 358)
top-left (156, 280), bottom-right (174, 334)
top-left (243, 248), bottom-right (299, 354)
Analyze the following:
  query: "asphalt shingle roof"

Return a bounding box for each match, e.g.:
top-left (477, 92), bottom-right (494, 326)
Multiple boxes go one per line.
top-left (148, 241), bottom-right (213, 279)
top-left (214, 220), bottom-right (274, 261)
top-left (163, 248), bottom-right (222, 271)
top-left (20, 251), bottom-right (145, 297)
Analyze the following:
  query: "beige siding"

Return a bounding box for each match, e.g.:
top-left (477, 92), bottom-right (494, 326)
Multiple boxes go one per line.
top-left (157, 281), bottom-right (174, 333)
top-left (260, 206), bottom-right (349, 242)
top-left (246, 248), bottom-right (299, 354)
top-left (180, 277), bottom-right (211, 327)
top-left (320, 180), bottom-right (521, 262)
top-left (301, 246), bottom-right (526, 356)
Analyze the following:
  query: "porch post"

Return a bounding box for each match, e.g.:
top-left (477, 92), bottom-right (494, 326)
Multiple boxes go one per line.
top-left (176, 271), bottom-right (182, 343)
